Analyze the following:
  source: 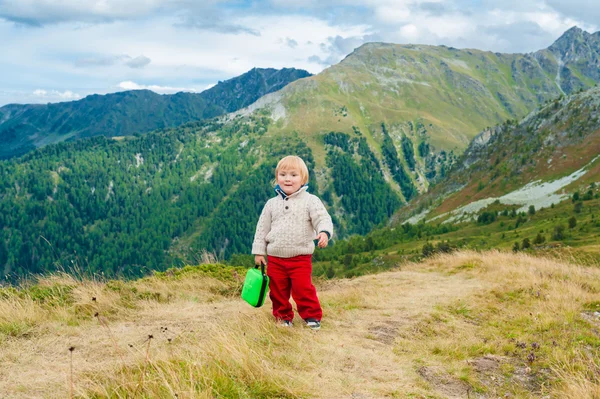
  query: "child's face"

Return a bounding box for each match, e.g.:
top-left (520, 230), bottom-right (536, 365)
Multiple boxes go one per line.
top-left (277, 168), bottom-right (303, 195)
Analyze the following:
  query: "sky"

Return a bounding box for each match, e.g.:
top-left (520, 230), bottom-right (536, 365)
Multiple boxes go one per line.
top-left (0, 0), bottom-right (597, 106)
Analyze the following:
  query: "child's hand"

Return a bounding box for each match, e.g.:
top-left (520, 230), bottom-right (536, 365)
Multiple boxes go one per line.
top-left (255, 255), bottom-right (266, 267)
top-left (316, 232), bottom-right (329, 248)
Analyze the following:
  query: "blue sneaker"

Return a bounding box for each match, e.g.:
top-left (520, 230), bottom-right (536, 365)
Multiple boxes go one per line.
top-left (278, 319), bottom-right (293, 327)
top-left (305, 318), bottom-right (321, 330)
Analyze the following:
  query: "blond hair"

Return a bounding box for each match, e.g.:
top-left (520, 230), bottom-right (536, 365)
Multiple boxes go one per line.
top-left (275, 156), bottom-right (309, 185)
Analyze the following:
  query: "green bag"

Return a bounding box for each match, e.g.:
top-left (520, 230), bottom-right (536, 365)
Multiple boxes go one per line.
top-left (241, 263), bottom-right (269, 308)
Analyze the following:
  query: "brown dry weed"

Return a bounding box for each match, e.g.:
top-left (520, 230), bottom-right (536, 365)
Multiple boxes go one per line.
top-left (0, 251), bottom-right (599, 398)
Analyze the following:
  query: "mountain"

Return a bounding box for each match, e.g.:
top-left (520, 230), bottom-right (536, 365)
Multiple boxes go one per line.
top-left (0, 67), bottom-right (311, 159)
top-left (201, 67), bottom-right (312, 113)
top-left (242, 27), bottom-right (600, 197)
top-left (0, 108), bottom-right (404, 280)
top-left (2, 27), bottom-right (600, 280)
top-left (0, 114), bottom-right (310, 279)
top-left (395, 84), bottom-right (600, 225)
top-left (544, 26), bottom-right (600, 93)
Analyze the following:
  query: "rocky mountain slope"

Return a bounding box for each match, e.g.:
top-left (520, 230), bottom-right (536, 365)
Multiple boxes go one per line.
top-left (245, 27), bottom-right (600, 197)
top-left (0, 68), bottom-right (310, 159)
top-left (396, 85), bottom-right (600, 225)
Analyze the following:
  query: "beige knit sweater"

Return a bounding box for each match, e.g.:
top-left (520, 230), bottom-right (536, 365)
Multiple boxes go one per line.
top-left (252, 186), bottom-right (334, 258)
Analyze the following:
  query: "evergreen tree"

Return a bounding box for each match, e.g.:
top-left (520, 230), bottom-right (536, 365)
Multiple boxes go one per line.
top-left (512, 242), bottom-right (520, 252)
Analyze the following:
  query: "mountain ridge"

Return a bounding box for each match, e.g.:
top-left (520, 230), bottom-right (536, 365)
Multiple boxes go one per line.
top-left (240, 26), bottom-right (600, 200)
top-left (0, 67), bottom-right (311, 159)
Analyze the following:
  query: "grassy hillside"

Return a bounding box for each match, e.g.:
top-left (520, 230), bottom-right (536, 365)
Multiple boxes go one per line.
top-left (311, 90), bottom-right (600, 276)
top-left (306, 182), bottom-right (600, 285)
top-left (245, 27), bottom-right (600, 195)
top-left (1, 251), bottom-right (599, 398)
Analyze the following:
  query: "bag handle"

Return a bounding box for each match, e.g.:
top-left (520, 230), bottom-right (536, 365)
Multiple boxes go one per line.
top-left (254, 261), bottom-right (268, 307)
top-left (255, 262), bottom-right (266, 277)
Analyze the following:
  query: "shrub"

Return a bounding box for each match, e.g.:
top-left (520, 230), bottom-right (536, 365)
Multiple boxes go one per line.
top-left (422, 242), bottom-right (435, 257)
top-left (477, 211), bottom-right (497, 225)
top-left (343, 254), bottom-right (353, 267)
top-left (552, 225), bottom-right (565, 240)
top-left (436, 241), bottom-right (453, 254)
top-left (515, 215), bottom-right (527, 228)
top-left (325, 266), bottom-right (335, 279)
top-left (512, 242), bottom-right (520, 252)
top-left (533, 233), bottom-right (546, 245)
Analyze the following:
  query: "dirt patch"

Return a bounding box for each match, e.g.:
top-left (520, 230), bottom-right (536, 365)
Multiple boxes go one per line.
top-left (367, 320), bottom-right (402, 345)
top-left (417, 365), bottom-right (471, 398)
top-left (511, 366), bottom-right (542, 393)
top-left (470, 354), bottom-right (503, 374)
top-left (468, 353), bottom-right (550, 396)
top-left (581, 311), bottom-right (600, 328)
top-left (468, 355), bottom-right (508, 395)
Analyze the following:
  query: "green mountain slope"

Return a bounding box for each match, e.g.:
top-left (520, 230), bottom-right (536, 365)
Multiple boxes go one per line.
top-left (247, 27), bottom-right (600, 197)
top-left (0, 114), bottom-right (284, 279)
top-left (0, 68), bottom-right (311, 159)
top-left (0, 110), bottom-right (406, 280)
top-left (395, 85), bottom-right (600, 226)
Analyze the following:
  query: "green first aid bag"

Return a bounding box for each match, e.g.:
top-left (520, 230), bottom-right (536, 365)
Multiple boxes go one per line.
top-left (241, 263), bottom-right (269, 308)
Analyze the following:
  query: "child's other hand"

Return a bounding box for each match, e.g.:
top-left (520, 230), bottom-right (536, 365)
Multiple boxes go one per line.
top-left (316, 232), bottom-right (329, 248)
top-left (255, 255), bottom-right (266, 267)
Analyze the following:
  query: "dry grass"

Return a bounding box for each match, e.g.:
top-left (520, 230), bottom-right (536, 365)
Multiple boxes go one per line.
top-left (1, 251), bottom-right (599, 398)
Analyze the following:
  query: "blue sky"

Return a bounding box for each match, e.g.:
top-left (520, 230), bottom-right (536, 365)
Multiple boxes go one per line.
top-left (0, 0), bottom-right (597, 106)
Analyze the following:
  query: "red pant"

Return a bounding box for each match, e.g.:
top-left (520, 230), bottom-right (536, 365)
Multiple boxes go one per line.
top-left (267, 255), bottom-right (322, 322)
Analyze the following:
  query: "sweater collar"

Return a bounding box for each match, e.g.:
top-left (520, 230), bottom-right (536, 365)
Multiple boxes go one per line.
top-left (274, 184), bottom-right (308, 199)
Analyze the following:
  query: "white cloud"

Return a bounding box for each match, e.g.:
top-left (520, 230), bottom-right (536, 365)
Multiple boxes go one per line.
top-left (33, 88), bottom-right (80, 100)
top-left (0, 0), bottom-right (599, 106)
top-left (399, 24), bottom-right (419, 41)
top-left (75, 55), bottom-right (128, 67)
top-left (285, 37), bottom-right (298, 48)
top-left (59, 90), bottom-right (79, 99)
top-left (125, 55), bottom-right (151, 69)
top-left (117, 81), bottom-right (197, 94)
top-left (202, 83), bottom-right (216, 91)
top-left (0, 0), bottom-right (165, 25)
top-left (374, 4), bottom-right (411, 23)
top-left (546, 0), bottom-right (600, 22)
